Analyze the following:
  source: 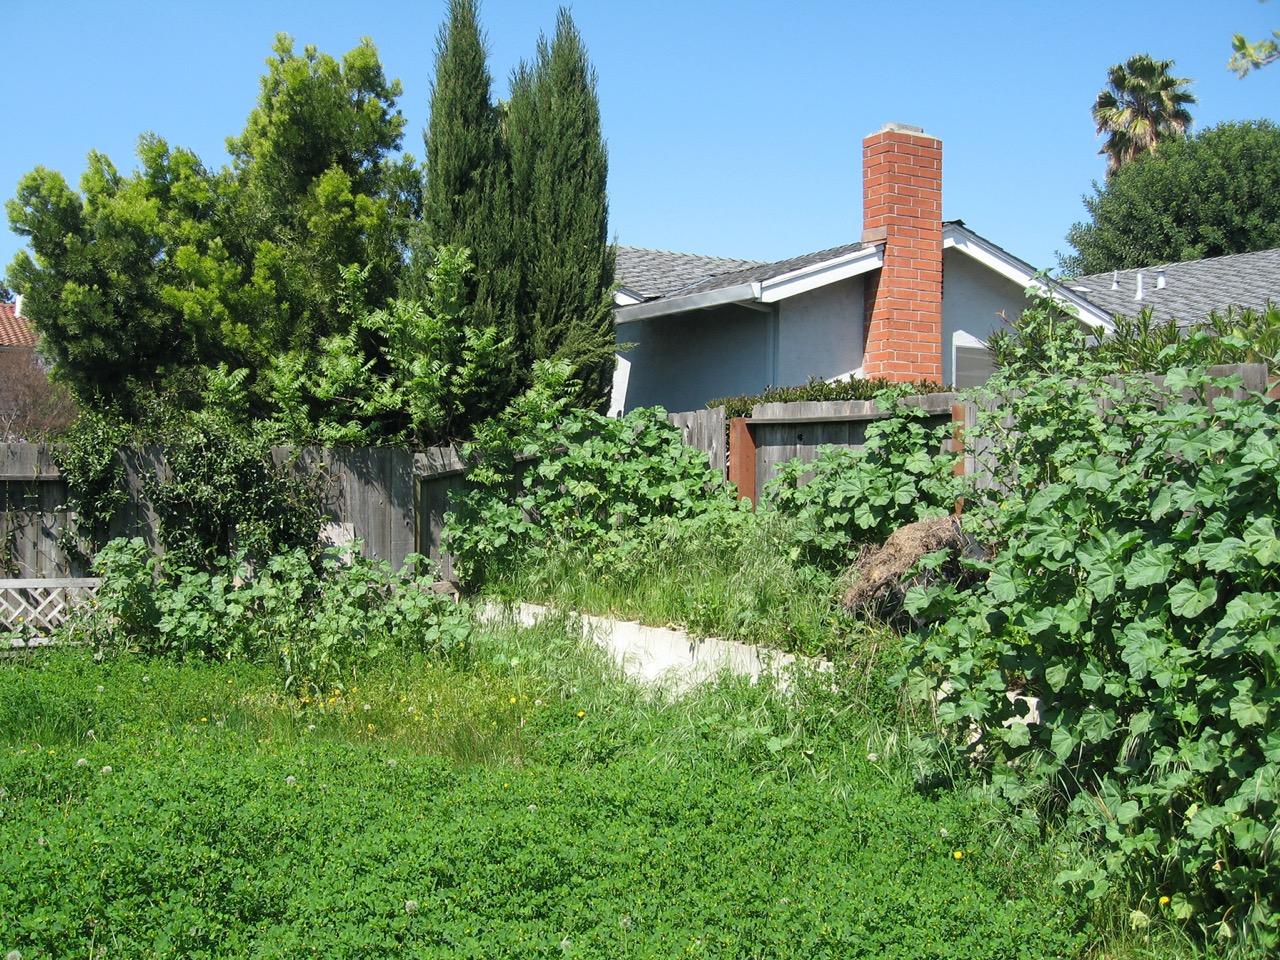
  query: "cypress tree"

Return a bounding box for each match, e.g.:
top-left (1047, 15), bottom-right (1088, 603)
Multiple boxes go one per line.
top-left (506, 9), bottom-right (616, 403)
top-left (416, 0), bottom-right (519, 347)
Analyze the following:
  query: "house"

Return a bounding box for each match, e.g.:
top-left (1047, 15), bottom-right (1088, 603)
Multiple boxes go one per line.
top-left (609, 122), bottom-right (1280, 414)
top-left (0, 298), bottom-right (74, 439)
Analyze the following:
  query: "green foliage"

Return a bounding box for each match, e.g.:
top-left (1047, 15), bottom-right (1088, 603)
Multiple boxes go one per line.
top-left (903, 298), bottom-right (1280, 951)
top-left (1062, 121), bottom-right (1280, 275)
top-left (80, 538), bottom-right (470, 691)
top-left (6, 34), bottom-right (416, 411)
top-left (506, 9), bottom-right (616, 402)
top-left (5, 154), bottom-right (190, 403)
top-left (444, 361), bottom-right (747, 584)
top-left (50, 408), bottom-right (321, 572)
top-left (763, 392), bottom-right (960, 573)
top-left (1230, 10), bottom-right (1279, 76)
top-left (413, 0), bottom-right (519, 351)
top-left (49, 410), bottom-right (131, 560)
top-left (143, 419), bottom-right (321, 571)
top-left (990, 290), bottom-right (1280, 377)
top-left (262, 250), bottom-right (515, 446)
top-left (0, 640), bottom-right (1120, 959)
top-left (222, 34), bottom-right (419, 358)
top-left (710, 376), bottom-right (950, 420)
top-left (1101, 304), bottom-right (1280, 376)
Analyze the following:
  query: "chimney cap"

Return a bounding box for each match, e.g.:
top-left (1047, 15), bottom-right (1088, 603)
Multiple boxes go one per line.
top-left (874, 121), bottom-right (932, 137)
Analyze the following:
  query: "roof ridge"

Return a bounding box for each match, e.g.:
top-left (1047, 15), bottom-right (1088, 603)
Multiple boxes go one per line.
top-left (616, 244), bottom-right (764, 265)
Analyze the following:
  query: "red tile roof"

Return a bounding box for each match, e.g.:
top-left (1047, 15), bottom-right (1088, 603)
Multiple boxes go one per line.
top-left (0, 301), bottom-right (38, 347)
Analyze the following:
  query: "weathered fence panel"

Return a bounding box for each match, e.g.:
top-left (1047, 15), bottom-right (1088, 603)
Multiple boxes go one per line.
top-left (0, 444), bottom-right (418, 579)
top-left (414, 446), bottom-right (467, 581)
top-left (747, 393), bottom-right (959, 500)
top-left (667, 407), bottom-right (727, 478)
top-left (276, 447), bottom-right (416, 568)
top-left (0, 443), bottom-right (75, 578)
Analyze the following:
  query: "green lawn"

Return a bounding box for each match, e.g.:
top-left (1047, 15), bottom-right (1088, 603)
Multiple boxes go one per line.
top-left (0, 625), bottom-right (1190, 959)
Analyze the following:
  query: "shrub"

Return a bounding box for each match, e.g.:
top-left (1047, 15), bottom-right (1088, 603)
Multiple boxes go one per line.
top-left (445, 361), bottom-right (747, 584)
top-left (991, 293), bottom-right (1280, 378)
top-left (144, 416), bottom-right (322, 570)
top-left (79, 538), bottom-right (472, 691)
top-left (51, 407), bottom-right (323, 572)
top-left (762, 391), bottom-right (961, 573)
top-left (904, 296), bottom-right (1280, 951)
top-left (710, 375), bottom-right (950, 420)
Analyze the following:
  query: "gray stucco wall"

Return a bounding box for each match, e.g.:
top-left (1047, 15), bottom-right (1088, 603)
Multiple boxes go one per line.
top-left (615, 303), bottom-right (770, 413)
top-left (775, 278), bottom-right (864, 385)
top-left (940, 249), bottom-right (1028, 385)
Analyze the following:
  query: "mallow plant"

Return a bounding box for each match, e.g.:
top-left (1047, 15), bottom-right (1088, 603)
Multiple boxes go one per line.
top-left (903, 293), bottom-right (1280, 952)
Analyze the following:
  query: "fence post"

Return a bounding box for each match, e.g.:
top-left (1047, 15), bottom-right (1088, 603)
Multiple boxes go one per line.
top-left (950, 403), bottom-right (967, 516)
top-left (727, 417), bottom-right (758, 507)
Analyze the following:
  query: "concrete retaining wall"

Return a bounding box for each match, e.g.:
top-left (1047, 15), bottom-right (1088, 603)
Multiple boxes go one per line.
top-left (480, 601), bottom-right (829, 693)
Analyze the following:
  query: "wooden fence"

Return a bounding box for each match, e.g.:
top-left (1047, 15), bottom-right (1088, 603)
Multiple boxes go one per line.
top-left (668, 407), bottom-right (727, 477)
top-left (705, 363), bottom-right (1274, 505)
top-left (0, 444), bottom-right (418, 579)
top-left (3, 367), bottom-right (1271, 595)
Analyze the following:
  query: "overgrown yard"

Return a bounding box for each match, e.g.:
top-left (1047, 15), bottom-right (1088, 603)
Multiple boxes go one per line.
top-left (2, 628), bottom-right (1142, 960)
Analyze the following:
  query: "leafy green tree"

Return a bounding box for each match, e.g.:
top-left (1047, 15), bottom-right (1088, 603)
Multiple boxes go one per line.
top-left (6, 35), bottom-right (416, 407)
top-left (6, 154), bottom-right (188, 402)
top-left (216, 35), bottom-right (419, 359)
top-left (506, 9), bottom-right (617, 403)
top-left (414, 0), bottom-right (518, 347)
top-left (1092, 54), bottom-right (1195, 176)
top-left (1061, 120), bottom-right (1280, 275)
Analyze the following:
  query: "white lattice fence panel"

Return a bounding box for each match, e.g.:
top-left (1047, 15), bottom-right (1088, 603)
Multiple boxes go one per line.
top-left (1, 578), bottom-right (101, 641)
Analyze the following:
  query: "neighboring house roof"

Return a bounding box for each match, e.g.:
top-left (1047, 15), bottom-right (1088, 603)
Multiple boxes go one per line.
top-left (615, 247), bottom-right (763, 300)
top-left (0, 302), bottom-right (37, 348)
top-left (1066, 248), bottom-right (1280, 326)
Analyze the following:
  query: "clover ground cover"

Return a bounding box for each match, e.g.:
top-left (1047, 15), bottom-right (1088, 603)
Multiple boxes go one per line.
top-left (0, 629), bottom-right (1186, 959)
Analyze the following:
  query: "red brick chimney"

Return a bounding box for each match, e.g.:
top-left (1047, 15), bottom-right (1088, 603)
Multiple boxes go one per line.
top-left (860, 123), bottom-right (943, 383)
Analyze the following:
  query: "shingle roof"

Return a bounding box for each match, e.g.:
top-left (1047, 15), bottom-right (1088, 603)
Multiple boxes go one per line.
top-left (615, 247), bottom-right (763, 299)
top-left (1068, 248), bottom-right (1280, 325)
top-left (616, 241), bottom-right (877, 302)
top-left (674, 242), bottom-right (873, 296)
top-left (0, 302), bottom-right (37, 347)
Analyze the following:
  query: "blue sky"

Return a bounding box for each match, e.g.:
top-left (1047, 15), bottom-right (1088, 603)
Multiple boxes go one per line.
top-left (2, 0), bottom-right (1277, 280)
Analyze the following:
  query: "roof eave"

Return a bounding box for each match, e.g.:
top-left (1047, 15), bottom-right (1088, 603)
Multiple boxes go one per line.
top-left (942, 223), bottom-right (1115, 331)
top-left (614, 282), bottom-right (760, 324)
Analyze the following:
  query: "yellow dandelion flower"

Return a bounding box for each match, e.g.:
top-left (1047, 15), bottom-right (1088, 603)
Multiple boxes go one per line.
top-left (952, 850), bottom-right (964, 861)
top-left (1159, 896), bottom-right (1170, 907)
top-left (199, 717), bottom-right (208, 723)
top-left (509, 696), bottom-right (518, 705)
top-left (576, 710), bottom-right (586, 719)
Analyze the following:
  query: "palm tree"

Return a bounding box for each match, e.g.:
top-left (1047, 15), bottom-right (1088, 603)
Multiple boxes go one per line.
top-left (1093, 54), bottom-right (1196, 176)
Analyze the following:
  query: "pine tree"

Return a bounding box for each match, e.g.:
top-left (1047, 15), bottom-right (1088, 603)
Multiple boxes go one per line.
top-left (416, 0), bottom-right (519, 346)
top-left (506, 9), bottom-right (616, 404)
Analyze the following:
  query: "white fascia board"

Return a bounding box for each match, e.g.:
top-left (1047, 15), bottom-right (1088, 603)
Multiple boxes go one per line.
top-left (757, 246), bottom-right (883, 303)
top-left (613, 286), bottom-right (646, 306)
top-left (613, 282), bottom-right (758, 324)
top-left (943, 224), bottom-right (1115, 332)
